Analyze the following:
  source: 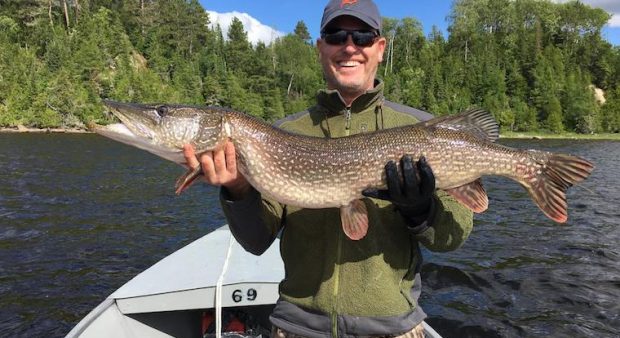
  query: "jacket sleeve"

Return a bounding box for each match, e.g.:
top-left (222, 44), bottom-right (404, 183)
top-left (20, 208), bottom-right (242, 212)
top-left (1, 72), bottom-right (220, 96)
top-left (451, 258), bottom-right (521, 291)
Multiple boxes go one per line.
top-left (413, 190), bottom-right (474, 252)
top-left (220, 187), bottom-right (284, 255)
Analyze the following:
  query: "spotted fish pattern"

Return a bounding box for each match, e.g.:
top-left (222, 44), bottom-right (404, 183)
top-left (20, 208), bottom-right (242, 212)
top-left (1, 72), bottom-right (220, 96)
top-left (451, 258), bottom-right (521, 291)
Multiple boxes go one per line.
top-left (95, 101), bottom-right (595, 240)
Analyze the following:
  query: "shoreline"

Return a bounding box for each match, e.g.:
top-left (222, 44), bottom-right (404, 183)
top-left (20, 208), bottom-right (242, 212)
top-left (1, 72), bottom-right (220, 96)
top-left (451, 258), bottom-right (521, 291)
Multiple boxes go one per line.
top-left (500, 131), bottom-right (620, 140)
top-left (0, 126), bottom-right (90, 134)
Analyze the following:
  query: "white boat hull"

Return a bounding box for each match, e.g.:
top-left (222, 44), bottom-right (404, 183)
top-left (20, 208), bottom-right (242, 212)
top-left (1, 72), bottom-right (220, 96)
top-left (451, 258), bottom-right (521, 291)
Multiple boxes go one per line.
top-left (67, 225), bottom-right (442, 338)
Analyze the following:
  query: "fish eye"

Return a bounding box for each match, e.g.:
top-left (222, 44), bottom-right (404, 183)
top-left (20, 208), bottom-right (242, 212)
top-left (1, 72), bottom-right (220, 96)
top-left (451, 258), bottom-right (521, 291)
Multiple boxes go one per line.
top-left (156, 105), bottom-right (168, 117)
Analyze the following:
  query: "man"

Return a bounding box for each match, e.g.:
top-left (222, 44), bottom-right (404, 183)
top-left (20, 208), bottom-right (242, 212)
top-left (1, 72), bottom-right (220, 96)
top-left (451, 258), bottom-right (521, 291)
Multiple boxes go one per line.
top-left (184, 1), bottom-right (473, 337)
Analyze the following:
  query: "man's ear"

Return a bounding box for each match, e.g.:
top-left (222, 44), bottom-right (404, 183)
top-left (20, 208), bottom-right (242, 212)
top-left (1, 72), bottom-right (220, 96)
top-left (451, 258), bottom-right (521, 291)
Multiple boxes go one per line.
top-left (377, 37), bottom-right (387, 62)
top-left (316, 38), bottom-right (325, 59)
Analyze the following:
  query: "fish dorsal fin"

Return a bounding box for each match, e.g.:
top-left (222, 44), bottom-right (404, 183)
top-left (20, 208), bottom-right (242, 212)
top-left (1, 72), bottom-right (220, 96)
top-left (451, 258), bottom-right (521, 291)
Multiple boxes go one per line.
top-left (422, 109), bottom-right (499, 142)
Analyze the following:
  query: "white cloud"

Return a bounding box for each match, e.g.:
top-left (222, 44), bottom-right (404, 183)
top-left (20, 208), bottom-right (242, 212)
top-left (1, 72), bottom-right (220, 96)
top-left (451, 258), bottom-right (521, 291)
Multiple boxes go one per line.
top-left (206, 10), bottom-right (285, 45)
top-left (552, 0), bottom-right (620, 27)
top-left (609, 14), bottom-right (620, 27)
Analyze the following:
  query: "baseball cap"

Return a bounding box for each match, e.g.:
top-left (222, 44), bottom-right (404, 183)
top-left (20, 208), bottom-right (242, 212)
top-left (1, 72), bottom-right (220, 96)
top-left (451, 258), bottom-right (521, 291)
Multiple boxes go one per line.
top-left (320, 0), bottom-right (382, 34)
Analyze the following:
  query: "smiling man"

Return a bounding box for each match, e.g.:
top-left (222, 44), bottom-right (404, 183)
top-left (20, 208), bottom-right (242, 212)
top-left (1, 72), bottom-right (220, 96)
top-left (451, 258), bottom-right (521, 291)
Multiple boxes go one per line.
top-left (318, 13), bottom-right (385, 105)
top-left (184, 0), bottom-right (473, 337)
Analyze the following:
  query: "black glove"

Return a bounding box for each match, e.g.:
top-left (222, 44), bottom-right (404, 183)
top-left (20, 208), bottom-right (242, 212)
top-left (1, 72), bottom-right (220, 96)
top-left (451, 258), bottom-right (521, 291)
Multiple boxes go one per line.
top-left (363, 155), bottom-right (436, 232)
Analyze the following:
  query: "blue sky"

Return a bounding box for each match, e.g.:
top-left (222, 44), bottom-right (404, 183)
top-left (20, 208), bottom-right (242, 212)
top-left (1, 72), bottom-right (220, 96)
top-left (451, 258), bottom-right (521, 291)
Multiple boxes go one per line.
top-left (199, 0), bottom-right (619, 46)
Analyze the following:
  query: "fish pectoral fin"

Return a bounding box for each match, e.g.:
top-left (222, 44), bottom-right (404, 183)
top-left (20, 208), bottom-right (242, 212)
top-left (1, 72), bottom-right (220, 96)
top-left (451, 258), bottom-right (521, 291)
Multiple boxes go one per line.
top-left (174, 166), bottom-right (203, 195)
top-left (446, 179), bottom-right (489, 213)
top-left (340, 200), bottom-right (369, 241)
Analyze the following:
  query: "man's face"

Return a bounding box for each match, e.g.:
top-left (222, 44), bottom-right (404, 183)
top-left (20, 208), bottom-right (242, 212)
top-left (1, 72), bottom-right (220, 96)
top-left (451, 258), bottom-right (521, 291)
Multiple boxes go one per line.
top-left (318, 16), bottom-right (386, 99)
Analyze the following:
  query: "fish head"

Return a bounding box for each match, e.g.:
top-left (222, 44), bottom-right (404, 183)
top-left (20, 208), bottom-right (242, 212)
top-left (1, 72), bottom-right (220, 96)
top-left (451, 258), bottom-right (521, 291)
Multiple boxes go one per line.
top-left (95, 100), bottom-right (227, 164)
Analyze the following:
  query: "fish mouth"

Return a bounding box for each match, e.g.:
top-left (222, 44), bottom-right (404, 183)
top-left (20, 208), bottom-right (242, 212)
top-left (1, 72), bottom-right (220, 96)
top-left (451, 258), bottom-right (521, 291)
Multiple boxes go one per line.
top-left (102, 100), bottom-right (161, 139)
top-left (93, 100), bottom-right (185, 164)
top-left (90, 121), bottom-right (140, 144)
top-left (94, 100), bottom-right (157, 142)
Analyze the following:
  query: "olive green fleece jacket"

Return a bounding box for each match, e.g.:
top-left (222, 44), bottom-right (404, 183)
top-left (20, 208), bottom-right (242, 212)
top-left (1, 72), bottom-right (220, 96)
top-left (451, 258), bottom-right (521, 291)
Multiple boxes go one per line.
top-left (220, 80), bottom-right (473, 337)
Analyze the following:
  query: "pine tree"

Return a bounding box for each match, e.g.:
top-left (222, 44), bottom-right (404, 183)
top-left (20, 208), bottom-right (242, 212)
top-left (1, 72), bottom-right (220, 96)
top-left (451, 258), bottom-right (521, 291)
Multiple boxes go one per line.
top-left (294, 20), bottom-right (311, 43)
top-left (225, 17), bottom-right (252, 76)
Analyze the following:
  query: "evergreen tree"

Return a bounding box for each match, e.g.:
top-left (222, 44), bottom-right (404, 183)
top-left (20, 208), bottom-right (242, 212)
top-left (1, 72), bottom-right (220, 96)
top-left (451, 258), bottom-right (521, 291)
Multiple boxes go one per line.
top-left (0, 0), bottom-right (617, 134)
top-left (600, 87), bottom-right (620, 132)
top-left (225, 17), bottom-right (252, 76)
top-left (545, 96), bottom-right (564, 132)
top-left (563, 71), bottom-right (599, 133)
top-left (294, 20), bottom-right (311, 43)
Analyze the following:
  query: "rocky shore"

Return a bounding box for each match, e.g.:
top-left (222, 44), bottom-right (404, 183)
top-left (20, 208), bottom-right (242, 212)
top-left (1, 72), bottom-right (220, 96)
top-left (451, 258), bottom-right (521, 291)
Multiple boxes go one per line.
top-left (0, 125), bottom-right (90, 133)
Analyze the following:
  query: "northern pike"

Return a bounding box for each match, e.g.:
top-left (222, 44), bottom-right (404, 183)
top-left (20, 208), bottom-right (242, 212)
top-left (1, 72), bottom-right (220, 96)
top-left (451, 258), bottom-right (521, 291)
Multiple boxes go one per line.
top-left (94, 100), bottom-right (594, 240)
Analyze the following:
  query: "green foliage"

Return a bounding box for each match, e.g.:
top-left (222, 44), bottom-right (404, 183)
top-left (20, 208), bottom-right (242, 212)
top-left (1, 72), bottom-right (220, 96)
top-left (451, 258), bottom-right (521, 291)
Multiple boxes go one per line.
top-left (600, 87), bottom-right (620, 132)
top-left (544, 97), bottom-right (564, 133)
top-left (226, 17), bottom-right (252, 76)
top-left (511, 97), bottom-right (538, 131)
top-left (399, 68), bottom-right (425, 108)
top-left (0, 0), bottom-right (618, 135)
top-left (562, 71), bottom-right (599, 133)
top-left (294, 21), bottom-right (312, 43)
top-left (273, 34), bottom-right (322, 98)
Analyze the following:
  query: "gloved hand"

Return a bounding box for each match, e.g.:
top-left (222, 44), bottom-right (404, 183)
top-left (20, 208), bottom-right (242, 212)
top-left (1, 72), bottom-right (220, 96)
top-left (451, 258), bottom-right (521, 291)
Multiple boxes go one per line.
top-left (363, 155), bottom-right (436, 232)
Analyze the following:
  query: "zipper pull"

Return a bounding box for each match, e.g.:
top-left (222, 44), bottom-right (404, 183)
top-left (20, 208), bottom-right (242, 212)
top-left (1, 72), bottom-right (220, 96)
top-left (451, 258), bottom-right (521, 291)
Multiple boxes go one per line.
top-left (344, 107), bottom-right (351, 136)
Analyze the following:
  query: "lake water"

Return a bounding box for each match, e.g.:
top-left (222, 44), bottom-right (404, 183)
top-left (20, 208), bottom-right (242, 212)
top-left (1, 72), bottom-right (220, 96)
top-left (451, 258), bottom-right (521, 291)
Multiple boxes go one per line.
top-left (0, 134), bottom-right (618, 337)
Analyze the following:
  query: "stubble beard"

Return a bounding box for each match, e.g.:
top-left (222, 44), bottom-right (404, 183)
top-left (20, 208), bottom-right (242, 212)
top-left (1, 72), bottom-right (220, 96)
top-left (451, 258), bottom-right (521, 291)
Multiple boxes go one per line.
top-left (325, 69), bottom-right (375, 98)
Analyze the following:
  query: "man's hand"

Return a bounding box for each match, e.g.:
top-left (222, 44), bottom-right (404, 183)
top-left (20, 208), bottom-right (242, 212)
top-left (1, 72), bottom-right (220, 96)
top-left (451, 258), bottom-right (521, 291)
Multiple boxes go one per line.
top-left (183, 141), bottom-right (252, 200)
top-left (363, 155), bottom-right (436, 228)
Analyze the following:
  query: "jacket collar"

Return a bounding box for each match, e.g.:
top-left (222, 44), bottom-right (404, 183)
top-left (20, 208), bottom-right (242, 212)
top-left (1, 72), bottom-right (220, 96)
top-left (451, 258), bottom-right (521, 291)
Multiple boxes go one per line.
top-left (317, 79), bottom-right (384, 115)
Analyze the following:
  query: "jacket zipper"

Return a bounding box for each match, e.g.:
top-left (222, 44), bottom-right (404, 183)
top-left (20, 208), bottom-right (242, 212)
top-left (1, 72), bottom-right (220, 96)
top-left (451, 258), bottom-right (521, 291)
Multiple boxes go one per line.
top-left (344, 107), bottom-right (352, 136)
top-left (333, 107), bottom-right (350, 336)
top-left (331, 229), bottom-right (343, 337)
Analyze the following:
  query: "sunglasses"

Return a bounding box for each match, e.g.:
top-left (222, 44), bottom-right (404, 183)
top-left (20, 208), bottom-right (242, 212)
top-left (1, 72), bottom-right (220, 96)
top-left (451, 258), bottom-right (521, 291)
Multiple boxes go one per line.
top-left (321, 29), bottom-right (379, 47)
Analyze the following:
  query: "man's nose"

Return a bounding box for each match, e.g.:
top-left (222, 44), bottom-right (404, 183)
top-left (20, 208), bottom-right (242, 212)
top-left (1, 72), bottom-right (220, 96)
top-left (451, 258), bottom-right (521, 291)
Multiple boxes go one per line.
top-left (343, 35), bottom-right (358, 53)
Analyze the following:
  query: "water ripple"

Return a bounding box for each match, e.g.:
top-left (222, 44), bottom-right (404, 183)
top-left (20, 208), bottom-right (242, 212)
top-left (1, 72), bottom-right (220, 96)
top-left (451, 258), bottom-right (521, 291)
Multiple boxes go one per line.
top-left (1, 135), bottom-right (619, 337)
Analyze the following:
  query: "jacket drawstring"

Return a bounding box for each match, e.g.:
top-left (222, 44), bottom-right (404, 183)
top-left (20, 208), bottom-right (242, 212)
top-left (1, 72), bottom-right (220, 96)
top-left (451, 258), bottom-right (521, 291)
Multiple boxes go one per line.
top-left (375, 96), bottom-right (385, 130)
top-left (324, 95), bottom-right (384, 136)
top-left (323, 110), bottom-right (332, 138)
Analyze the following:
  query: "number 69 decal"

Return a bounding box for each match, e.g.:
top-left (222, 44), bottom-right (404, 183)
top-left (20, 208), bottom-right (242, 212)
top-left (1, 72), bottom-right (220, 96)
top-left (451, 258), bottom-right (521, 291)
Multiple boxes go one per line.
top-left (232, 288), bottom-right (257, 303)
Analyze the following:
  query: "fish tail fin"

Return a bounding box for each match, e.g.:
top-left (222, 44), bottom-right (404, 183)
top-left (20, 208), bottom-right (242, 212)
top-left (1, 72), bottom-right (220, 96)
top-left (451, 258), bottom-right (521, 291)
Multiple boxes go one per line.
top-left (522, 153), bottom-right (594, 223)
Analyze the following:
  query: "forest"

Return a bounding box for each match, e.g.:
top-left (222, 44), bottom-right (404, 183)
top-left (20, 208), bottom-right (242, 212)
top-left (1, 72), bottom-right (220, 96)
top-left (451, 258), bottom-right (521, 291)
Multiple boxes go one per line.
top-left (0, 0), bottom-right (619, 134)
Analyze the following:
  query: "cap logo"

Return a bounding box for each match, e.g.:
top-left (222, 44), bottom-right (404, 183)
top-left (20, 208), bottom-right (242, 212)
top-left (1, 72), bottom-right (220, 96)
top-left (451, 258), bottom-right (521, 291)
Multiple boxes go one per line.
top-left (340, 0), bottom-right (358, 8)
